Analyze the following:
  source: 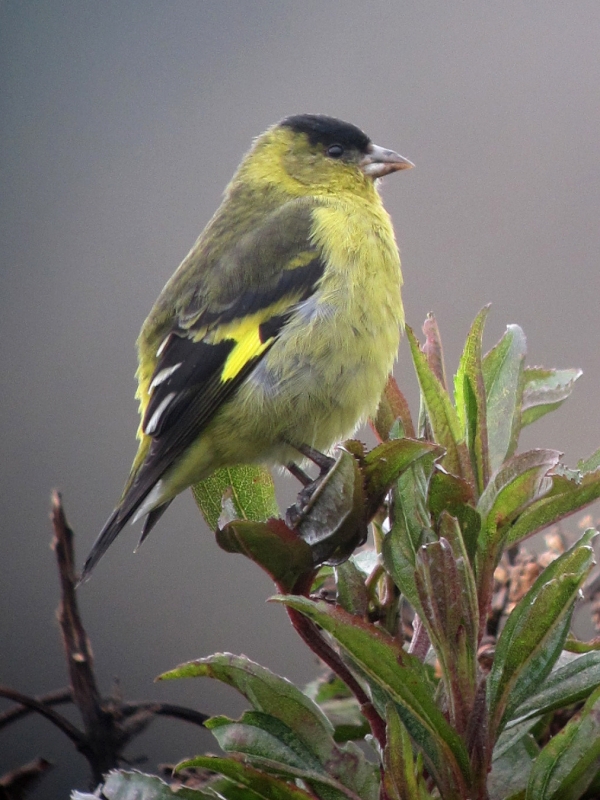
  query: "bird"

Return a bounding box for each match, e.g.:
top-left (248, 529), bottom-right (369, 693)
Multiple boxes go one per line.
top-left (80, 114), bottom-right (412, 581)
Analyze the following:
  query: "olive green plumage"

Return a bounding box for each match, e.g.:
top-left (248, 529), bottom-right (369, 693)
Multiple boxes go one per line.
top-left (81, 114), bottom-right (412, 581)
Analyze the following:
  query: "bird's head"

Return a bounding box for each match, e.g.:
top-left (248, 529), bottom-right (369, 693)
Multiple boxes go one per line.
top-left (238, 114), bottom-right (413, 198)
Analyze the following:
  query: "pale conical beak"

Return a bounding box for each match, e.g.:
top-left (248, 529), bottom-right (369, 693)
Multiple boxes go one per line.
top-left (360, 143), bottom-right (414, 178)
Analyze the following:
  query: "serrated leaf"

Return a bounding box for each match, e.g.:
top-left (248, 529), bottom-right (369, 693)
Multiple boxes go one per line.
top-left (275, 596), bottom-right (471, 796)
top-left (521, 367), bottom-right (582, 427)
top-left (216, 518), bottom-right (313, 591)
top-left (487, 530), bottom-right (596, 737)
top-left (159, 654), bottom-right (334, 754)
top-left (158, 654), bottom-right (374, 799)
top-left (192, 465), bottom-right (279, 531)
top-left (477, 450), bottom-right (560, 535)
top-left (76, 770), bottom-right (207, 799)
top-left (406, 326), bottom-right (473, 484)
top-left (506, 467), bottom-right (600, 547)
top-left (526, 686), bottom-right (600, 800)
top-left (453, 306), bottom-right (490, 495)
top-left (482, 324), bottom-right (526, 473)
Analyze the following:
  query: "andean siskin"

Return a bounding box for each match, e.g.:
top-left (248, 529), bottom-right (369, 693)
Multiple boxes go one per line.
top-left (81, 114), bottom-right (412, 580)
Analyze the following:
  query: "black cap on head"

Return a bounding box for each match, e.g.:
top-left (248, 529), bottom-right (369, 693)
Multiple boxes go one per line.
top-left (280, 114), bottom-right (371, 153)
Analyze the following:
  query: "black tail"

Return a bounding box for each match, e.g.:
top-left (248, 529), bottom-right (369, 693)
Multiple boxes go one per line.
top-left (78, 497), bottom-right (175, 585)
top-left (78, 508), bottom-right (128, 584)
top-left (135, 501), bottom-right (173, 550)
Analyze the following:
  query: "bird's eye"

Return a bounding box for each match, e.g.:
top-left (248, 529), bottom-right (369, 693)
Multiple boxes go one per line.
top-left (327, 144), bottom-right (344, 158)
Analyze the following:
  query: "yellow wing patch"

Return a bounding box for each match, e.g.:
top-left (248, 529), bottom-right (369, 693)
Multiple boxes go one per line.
top-left (206, 299), bottom-right (296, 382)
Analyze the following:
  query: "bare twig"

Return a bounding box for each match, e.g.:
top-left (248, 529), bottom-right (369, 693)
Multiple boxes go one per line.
top-left (51, 491), bottom-right (121, 782)
top-left (0, 686), bottom-right (84, 747)
top-left (0, 757), bottom-right (52, 800)
top-left (0, 687), bottom-right (72, 729)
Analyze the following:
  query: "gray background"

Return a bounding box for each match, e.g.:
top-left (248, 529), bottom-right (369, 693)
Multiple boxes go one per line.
top-left (2, 2), bottom-right (600, 795)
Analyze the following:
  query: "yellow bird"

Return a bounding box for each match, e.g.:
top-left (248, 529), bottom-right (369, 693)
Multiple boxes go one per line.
top-left (81, 114), bottom-right (412, 580)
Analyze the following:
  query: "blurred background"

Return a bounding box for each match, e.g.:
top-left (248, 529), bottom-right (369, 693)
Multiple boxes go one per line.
top-left (2, 1), bottom-right (600, 795)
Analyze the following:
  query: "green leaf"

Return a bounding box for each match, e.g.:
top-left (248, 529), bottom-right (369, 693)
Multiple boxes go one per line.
top-left (335, 559), bottom-right (369, 616)
top-left (382, 455), bottom-right (436, 612)
top-left (521, 367), bottom-right (582, 427)
top-left (482, 324), bottom-right (526, 473)
top-left (207, 711), bottom-right (323, 772)
top-left (205, 712), bottom-right (375, 800)
top-left (493, 718), bottom-right (543, 762)
top-left (158, 654), bottom-right (375, 799)
top-left (304, 674), bottom-right (369, 743)
top-left (74, 770), bottom-right (208, 799)
top-left (175, 757), bottom-right (316, 800)
top-left (406, 326), bottom-right (473, 484)
top-left (383, 703), bottom-right (423, 800)
top-left (453, 306), bottom-right (490, 494)
top-left (414, 530), bottom-right (478, 729)
top-left (488, 735), bottom-right (539, 800)
top-left (476, 449), bottom-right (560, 622)
top-left (578, 448), bottom-right (600, 473)
top-left (526, 686), bottom-right (600, 800)
top-left (564, 635), bottom-right (600, 654)
top-left (508, 650), bottom-right (600, 725)
top-left (477, 450), bottom-right (560, 535)
top-left (362, 438), bottom-right (444, 520)
top-left (159, 654), bottom-right (335, 756)
top-left (428, 471), bottom-right (480, 563)
top-left (192, 465), bottom-right (279, 531)
top-left (275, 596), bottom-right (471, 796)
top-left (506, 467), bottom-right (600, 547)
top-left (215, 518), bottom-right (313, 592)
top-left (487, 530), bottom-right (596, 737)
